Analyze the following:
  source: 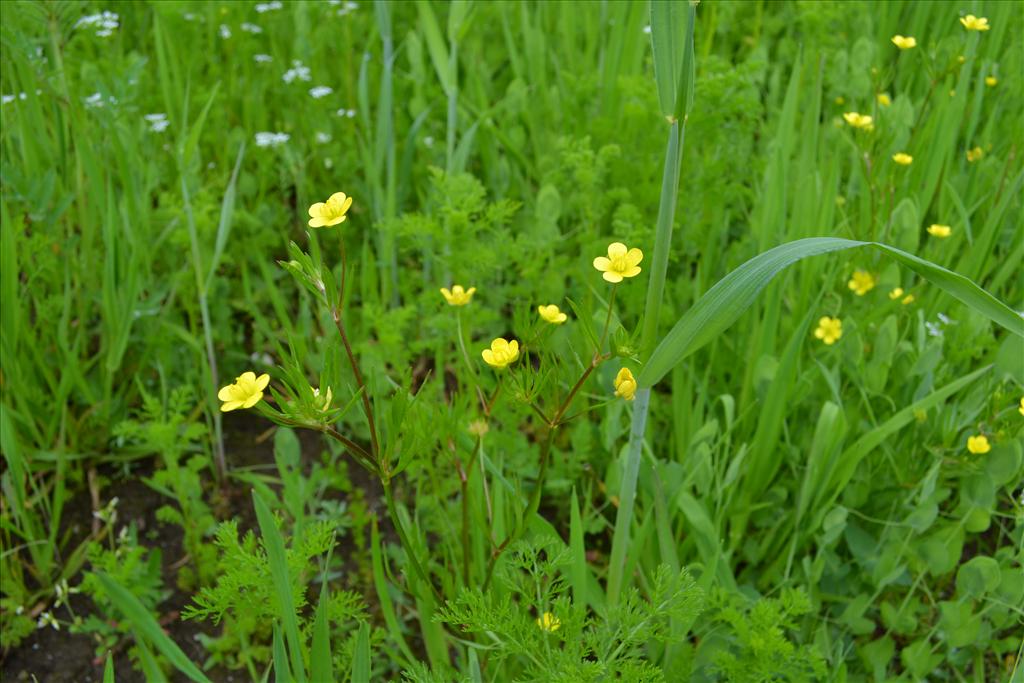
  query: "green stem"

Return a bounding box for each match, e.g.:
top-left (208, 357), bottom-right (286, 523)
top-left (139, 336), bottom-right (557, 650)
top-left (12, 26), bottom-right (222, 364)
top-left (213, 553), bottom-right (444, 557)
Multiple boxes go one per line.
top-left (381, 478), bottom-right (443, 603)
top-left (607, 11), bottom-right (693, 603)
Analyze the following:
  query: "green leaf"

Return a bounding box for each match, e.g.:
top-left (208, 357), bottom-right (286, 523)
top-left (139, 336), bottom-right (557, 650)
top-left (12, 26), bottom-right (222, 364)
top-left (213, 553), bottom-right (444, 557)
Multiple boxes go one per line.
top-left (103, 652), bottom-right (115, 683)
top-left (956, 556), bottom-right (1001, 598)
top-left (253, 491), bottom-right (307, 682)
top-left (95, 574), bottom-right (212, 683)
top-left (351, 622), bottom-right (371, 682)
top-left (310, 581), bottom-right (333, 683)
top-left (640, 238), bottom-right (1023, 388)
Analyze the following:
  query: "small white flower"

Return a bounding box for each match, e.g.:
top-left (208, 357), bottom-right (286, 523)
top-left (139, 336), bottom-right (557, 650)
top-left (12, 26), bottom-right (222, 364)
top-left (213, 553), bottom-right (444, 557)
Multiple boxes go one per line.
top-left (324, 158), bottom-right (334, 169)
top-left (309, 85), bottom-right (333, 99)
top-left (642, 25), bottom-right (652, 34)
top-left (144, 113), bottom-right (169, 132)
top-left (219, 24), bottom-right (232, 39)
top-left (936, 312), bottom-right (956, 325)
top-left (423, 135), bottom-right (435, 147)
top-left (254, 53), bottom-right (273, 63)
top-left (84, 92), bottom-right (105, 108)
top-left (315, 131), bottom-right (332, 144)
top-left (254, 131), bottom-right (290, 148)
top-left (37, 612), bottom-right (59, 631)
top-left (1, 94), bottom-right (18, 105)
top-left (241, 22), bottom-right (263, 34)
top-left (255, 1), bottom-right (283, 13)
top-left (925, 321), bottom-right (944, 338)
top-left (183, 12), bottom-right (201, 22)
top-left (283, 60), bottom-right (312, 83)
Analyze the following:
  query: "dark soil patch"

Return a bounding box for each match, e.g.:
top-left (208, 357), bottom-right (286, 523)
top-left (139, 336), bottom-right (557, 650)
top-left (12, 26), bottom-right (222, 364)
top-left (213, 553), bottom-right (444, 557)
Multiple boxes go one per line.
top-left (2, 413), bottom-right (384, 682)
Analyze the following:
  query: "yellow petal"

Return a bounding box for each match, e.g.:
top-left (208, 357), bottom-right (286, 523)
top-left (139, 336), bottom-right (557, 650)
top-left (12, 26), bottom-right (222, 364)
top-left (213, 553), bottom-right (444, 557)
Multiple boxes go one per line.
top-left (220, 400), bottom-right (243, 412)
top-left (482, 349), bottom-right (496, 365)
top-left (242, 392), bottom-right (263, 409)
top-left (256, 374), bottom-right (270, 391)
top-left (603, 271), bottom-right (624, 283)
top-left (507, 340), bottom-right (519, 355)
top-left (218, 385), bottom-right (236, 401)
top-left (607, 242), bottom-right (627, 258)
top-left (623, 266), bottom-right (642, 278)
top-left (328, 192), bottom-right (347, 205)
top-left (308, 202), bottom-right (326, 218)
top-left (593, 256), bottom-right (611, 271)
top-left (626, 248), bottom-right (643, 266)
top-left (309, 216), bottom-right (328, 228)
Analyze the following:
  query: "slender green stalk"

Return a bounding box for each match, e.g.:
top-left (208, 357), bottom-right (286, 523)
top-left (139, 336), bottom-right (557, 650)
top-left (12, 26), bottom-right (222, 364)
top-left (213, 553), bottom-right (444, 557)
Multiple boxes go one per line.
top-left (607, 1), bottom-right (696, 606)
top-left (381, 478), bottom-right (443, 603)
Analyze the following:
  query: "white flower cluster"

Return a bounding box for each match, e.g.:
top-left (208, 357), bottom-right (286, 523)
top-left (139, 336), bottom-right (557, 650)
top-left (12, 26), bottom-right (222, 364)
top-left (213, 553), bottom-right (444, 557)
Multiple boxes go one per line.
top-left (309, 85), bottom-right (333, 99)
top-left (255, 131), bottom-right (290, 148)
top-left (241, 22), bottom-right (263, 34)
top-left (335, 107), bottom-right (357, 118)
top-left (283, 60), bottom-right (311, 83)
top-left (75, 11), bottom-right (119, 37)
top-left (256, 1), bottom-right (283, 13)
top-left (336, 1), bottom-right (359, 17)
top-left (1, 93), bottom-right (28, 105)
top-left (219, 24), bottom-right (232, 39)
top-left (84, 92), bottom-right (118, 109)
top-left (145, 113), bottom-right (170, 133)
top-left (315, 131), bottom-right (332, 144)
top-left (254, 54), bottom-right (274, 63)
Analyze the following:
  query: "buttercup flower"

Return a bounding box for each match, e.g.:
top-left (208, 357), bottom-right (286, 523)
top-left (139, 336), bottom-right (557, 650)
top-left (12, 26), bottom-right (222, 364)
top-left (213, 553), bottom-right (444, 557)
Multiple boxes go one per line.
top-left (308, 191), bottom-right (353, 228)
top-left (814, 317), bottom-right (843, 345)
top-left (536, 612), bottom-right (561, 632)
top-left (877, 93), bottom-right (891, 107)
top-left (966, 146), bottom-right (983, 162)
top-left (538, 304), bottom-right (568, 324)
top-left (843, 112), bottom-right (874, 131)
top-left (889, 287), bottom-right (915, 305)
top-left (848, 270), bottom-right (876, 296)
top-left (593, 242), bottom-right (643, 283)
top-left (440, 285), bottom-right (476, 306)
top-left (218, 372), bottom-right (270, 412)
top-left (985, 76), bottom-right (997, 87)
top-left (892, 152), bottom-right (913, 165)
top-left (960, 14), bottom-right (990, 31)
top-left (967, 435), bottom-right (990, 454)
top-left (891, 35), bottom-right (917, 49)
top-left (481, 338), bottom-right (519, 369)
top-left (1019, 397), bottom-right (1024, 416)
top-left (927, 224), bottom-right (952, 238)
top-left (614, 367), bottom-right (637, 401)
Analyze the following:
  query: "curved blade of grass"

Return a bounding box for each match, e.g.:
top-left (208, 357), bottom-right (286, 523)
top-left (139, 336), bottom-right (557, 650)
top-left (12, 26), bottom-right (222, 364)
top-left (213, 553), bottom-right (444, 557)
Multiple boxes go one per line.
top-left (253, 490), bottom-right (307, 682)
top-left (310, 580), bottom-right (333, 683)
top-left (369, 517), bottom-right (416, 664)
top-left (103, 652), bottom-right (114, 683)
top-left (272, 622), bottom-right (292, 683)
top-left (640, 237), bottom-right (1024, 388)
top-left (351, 622), bottom-right (371, 682)
top-left (95, 573), bottom-right (212, 683)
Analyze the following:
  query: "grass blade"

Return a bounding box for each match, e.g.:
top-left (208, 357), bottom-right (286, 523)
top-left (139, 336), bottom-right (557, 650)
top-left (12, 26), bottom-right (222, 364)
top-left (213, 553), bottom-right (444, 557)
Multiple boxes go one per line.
top-left (95, 573), bottom-right (212, 683)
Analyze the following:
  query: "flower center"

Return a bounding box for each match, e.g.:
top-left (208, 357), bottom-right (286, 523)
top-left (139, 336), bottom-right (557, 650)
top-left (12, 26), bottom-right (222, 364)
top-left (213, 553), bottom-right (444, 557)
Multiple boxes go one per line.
top-left (610, 254), bottom-right (628, 272)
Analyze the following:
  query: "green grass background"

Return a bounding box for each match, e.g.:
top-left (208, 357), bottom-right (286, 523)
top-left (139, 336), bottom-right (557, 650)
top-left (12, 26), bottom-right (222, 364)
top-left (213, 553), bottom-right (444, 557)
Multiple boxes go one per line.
top-left (1, 0), bottom-right (1022, 680)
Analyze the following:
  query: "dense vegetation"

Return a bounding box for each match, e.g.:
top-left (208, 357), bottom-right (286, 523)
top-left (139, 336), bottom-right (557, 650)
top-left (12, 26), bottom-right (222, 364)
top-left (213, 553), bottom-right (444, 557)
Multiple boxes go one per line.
top-left (1, 1), bottom-right (1021, 681)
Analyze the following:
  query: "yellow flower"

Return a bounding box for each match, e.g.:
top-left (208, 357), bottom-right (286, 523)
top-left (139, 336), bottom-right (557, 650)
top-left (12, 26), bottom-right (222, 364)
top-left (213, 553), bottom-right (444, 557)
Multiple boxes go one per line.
top-left (440, 285), bottom-right (476, 306)
top-left (927, 224), bottom-right (952, 238)
top-left (593, 242), bottom-right (643, 283)
top-left (892, 152), bottom-right (913, 165)
top-left (891, 35), bottom-right (917, 49)
top-left (901, 294), bottom-right (915, 305)
top-left (889, 287), bottom-right (904, 300)
top-left (957, 55), bottom-right (967, 64)
top-left (536, 612), bottom-right (561, 632)
top-left (960, 14), bottom-right (990, 31)
top-left (814, 317), bottom-right (843, 345)
top-left (538, 304), bottom-right (568, 324)
top-left (848, 270), bottom-right (876, 296)
top-left (966, 146), bottom-right (983, 162)
top-left (877, 93), bottom-right (891, 107)
top-left (1019, 397), bottom-right (1024, 416)
top-left (834, 96), bottom-right (846, 105)
top-left (613, 367), bottom-right (637, 401)
top-left (843, 112), bottom-right (874, 131)
top-left (966, 435), bottom-right (991, 454)
top-left (985, 76), bottom-right (997, 87)
top-left (481, 338), bottom-right (519, 369)
top-left (308, 191), bottom-right (353, 228)
top-left (218, 372), bottom-right (270, 412)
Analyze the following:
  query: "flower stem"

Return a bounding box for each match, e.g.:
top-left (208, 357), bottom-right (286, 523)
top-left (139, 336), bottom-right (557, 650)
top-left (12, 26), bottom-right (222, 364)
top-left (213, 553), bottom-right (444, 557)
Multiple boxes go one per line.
top-left (381, 477), bottom-right (443, 603)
